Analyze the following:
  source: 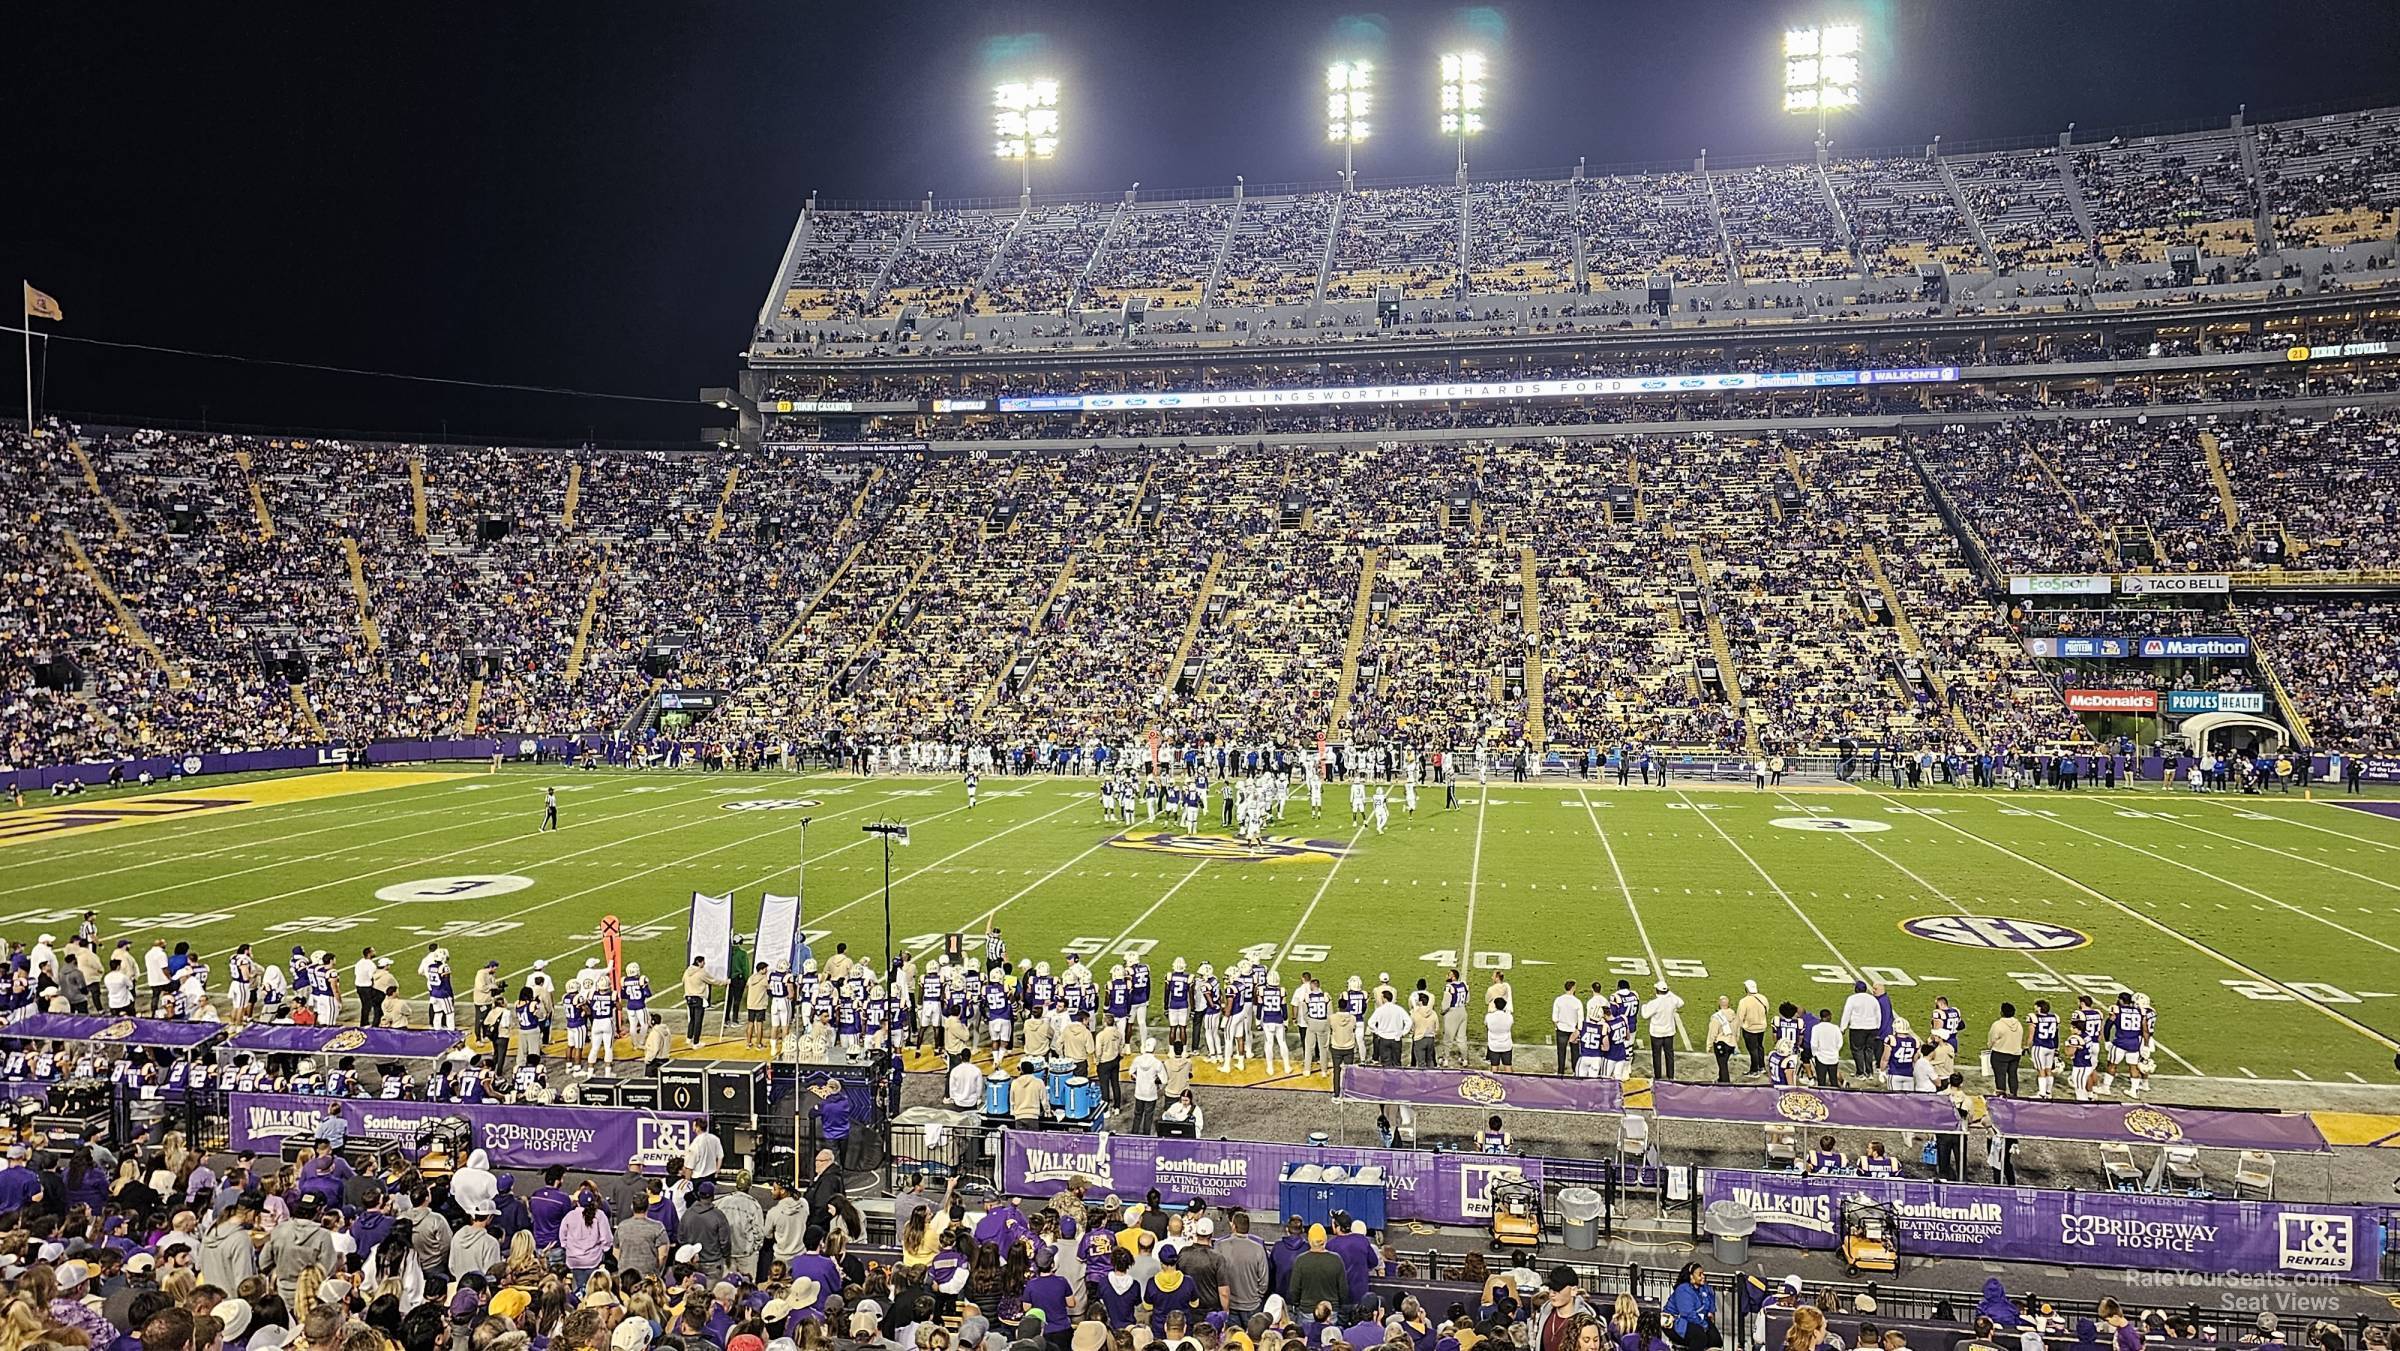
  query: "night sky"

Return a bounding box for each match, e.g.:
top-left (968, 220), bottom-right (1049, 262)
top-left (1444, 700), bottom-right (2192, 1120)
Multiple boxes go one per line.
top-left (7, 1), bottom-right (2398, 444)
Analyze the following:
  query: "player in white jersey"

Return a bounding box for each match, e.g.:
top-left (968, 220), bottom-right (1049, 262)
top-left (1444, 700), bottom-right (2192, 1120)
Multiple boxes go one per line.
top-left (227, 945), bottom-right (257, 1024)
top-left (588, 980), bottom-right (618, 1067)
top-left (1371, 788), bottom-right (1390, 834)
top-left (1403, 776), bottom-right (1417, 817)
top-left (964, 770), bottom-right (980, 810)
top-left (1349, 779), bottom-right (1367, 825)
top-left (1100, 778), bottom-right (1116, 823)
top-left (1273, 773), bottom-right (1291, 821)
top-left (1307, 770), bottom-right (1323, 818)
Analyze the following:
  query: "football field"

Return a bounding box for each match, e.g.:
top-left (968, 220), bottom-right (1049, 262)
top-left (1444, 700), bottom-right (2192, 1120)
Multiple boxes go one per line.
top-left (8, 766), bottom-right (2400, 1089)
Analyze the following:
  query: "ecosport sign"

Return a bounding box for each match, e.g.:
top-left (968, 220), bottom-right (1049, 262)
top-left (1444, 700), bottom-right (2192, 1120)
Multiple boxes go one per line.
top-left (2164, 690), bottom-right (2268, 715)
top-left (2008, 574), bottom-right (2111, 596)
top-left (995, 366), bottom-right (1960, 413)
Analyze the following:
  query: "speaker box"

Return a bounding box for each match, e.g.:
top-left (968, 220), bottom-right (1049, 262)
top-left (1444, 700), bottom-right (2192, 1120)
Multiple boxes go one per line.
top-left (659, 1062), bottom-right (709, 1114)
top-left (708, 1062), bottom-right (767, 1117)
top-left (617, 1078), bottom-right (662, 1110)
top-left (575, 1077), bottom-right (621, 1107)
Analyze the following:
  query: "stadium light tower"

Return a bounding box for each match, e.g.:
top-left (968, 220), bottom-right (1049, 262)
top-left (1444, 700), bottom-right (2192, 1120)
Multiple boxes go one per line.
top-left (1326, 60), bottom-right (1373, 192)
top-left (1438, 51), bottom-right (1487, 181)
top-left (1783, 22), bottom-right (1861, 146)
top-left (993, 78), bottom-right (1061, 198)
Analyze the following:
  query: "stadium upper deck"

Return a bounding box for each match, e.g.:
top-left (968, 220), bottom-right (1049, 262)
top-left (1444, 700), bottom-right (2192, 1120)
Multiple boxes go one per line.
top-left (749, 104), bottom-right (2400, 364)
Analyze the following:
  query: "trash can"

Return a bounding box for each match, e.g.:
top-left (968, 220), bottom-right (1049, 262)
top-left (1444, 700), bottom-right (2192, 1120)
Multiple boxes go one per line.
top-left (1704, 1200), bottom-right (1757, 1265)
top-left (1557, 1186), bottom-right (1605, 1251)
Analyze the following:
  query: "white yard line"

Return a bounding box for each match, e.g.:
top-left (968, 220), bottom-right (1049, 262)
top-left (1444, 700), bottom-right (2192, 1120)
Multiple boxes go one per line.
top-left (1457, 787), bottom-right (1490, 968)
top-left (1874, 795), bottom-right (2400, 1056)
top-left (2187, 796), bottom-right (2400, 853)
top-left (1271, 825), bottom-right (1372, 971)
top-left (2037, 807), bottom-right (2400, 958)
top-left (1096, 862), bottom-right (1213, 958)
top-left (1838, 790), bottom-right (2201, 1075)
top-left (1671, 788), bottom-right (1859, 976)
top-left (190, 786), bottom-right (917, 960)
top-left (2128, 805), bottom-right (2400, 913)
top-left (0, 789), bottom-right (642, 899)
top-left (1575, 787), bottom-right (1690, 1050)
top-left (815, 796), bottom-right (1091, 929)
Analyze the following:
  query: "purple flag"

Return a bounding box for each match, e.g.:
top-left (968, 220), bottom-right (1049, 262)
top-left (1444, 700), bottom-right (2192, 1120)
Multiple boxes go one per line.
top-left (0, 1014), bottom-right (227, 1049)
top-left (1651, 1082), bottom-right (1961, 1132)
top-left (1984, 1098), bottom-right (2329, 1154)
top-left (228, 1025), bottom-right (465, 1060)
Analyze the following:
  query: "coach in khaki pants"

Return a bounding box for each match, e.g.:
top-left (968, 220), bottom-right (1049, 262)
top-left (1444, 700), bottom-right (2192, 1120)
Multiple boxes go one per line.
top-left (1986, 1004), bottom-right (2025, 1096)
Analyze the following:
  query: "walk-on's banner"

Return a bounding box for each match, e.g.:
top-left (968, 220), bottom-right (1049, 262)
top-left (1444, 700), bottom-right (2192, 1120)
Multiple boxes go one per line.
top-left (756, 893), bottom-right (802, 976)
top-left (688, 892), bottom-right (734, 979)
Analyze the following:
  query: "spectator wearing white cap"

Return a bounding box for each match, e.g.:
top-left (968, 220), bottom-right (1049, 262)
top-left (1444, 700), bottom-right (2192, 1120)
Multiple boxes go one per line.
top-left (1128, 1039), bottom-right (1166, 1135)
top-left (1642, 981), bottom-right (1685, 1080)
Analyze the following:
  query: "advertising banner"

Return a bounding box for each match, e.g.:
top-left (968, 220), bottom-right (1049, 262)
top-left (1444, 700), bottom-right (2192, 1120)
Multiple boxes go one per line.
top-left (1334, 1066), bottom-right (1622, 1115)
top-left (1000, 1131), bottom-right (1542, 1225)
top-left (2022, 636), bottom-right (2130, 660)
top-left (688, 892), bottom-right (734, 980)
top-left (2136, 635), bottom-right (2252, 658)
top-left (994, 367), bottom-right (1959, 414)
top-left (2008, 575), bottom-right (2112, 596)
top-left (2064, 689), bottom-right (2160, 713)
top-left (2163, 690), bottom-right (2267, 715)
top-left (226, 1092), bottom-right (704, 1171)
top-left (2119, 574), bottom-right (2230, 595)
top-left (1699, 1169), bottom-right (2375, 1278)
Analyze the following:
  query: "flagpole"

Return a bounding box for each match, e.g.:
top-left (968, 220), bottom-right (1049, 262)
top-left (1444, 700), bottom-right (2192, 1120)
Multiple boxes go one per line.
top-left (20, 284), bottom-right (30, 437)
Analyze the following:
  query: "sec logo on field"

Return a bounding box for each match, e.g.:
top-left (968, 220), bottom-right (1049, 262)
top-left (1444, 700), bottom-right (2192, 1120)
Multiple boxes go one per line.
top-left (1899, 915), bottom-right (2091, 952)
top-left (720, 799), bottom-right (823, 812)
top-left (373, 875), bottom-right (537, 903)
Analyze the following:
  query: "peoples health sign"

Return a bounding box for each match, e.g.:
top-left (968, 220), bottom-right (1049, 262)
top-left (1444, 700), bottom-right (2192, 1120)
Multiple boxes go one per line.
top-left (2164, 690), bottom-right (2267, 714)
top-left (1702, 1169), bottom-right (2378, 1279)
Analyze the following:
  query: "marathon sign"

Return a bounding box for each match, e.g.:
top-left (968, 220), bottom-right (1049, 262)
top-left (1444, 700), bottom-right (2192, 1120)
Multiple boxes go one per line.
top-left (2008, 574), bottom-right (2112, 596)
top-left (994, 366), bottom-right (1959, 414)
top-left (2137, 635), bottom-right (2252, 659)
top-left (226, 1092), bottom-right (705, 1172)
top-left (1702, 1169), bottom-right (2378, 1279)
top-left (2119, 573), bottom-right (2231, 595)
top-left (2064, 688), bottom-right (2159, 713)
top-left (2021, 636), bottom-right (2129, 659)
top-left (2163, 690), bottom-right (2268, 715)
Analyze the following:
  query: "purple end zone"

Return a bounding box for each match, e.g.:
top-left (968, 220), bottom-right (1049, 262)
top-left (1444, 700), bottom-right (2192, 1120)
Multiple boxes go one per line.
top-left (2328, 800), bottom-right (2400, 820)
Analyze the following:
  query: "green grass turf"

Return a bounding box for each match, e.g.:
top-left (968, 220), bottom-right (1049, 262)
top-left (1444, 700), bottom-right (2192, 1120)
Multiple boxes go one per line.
top-left (8, 766), bottom-right (2400, 1087)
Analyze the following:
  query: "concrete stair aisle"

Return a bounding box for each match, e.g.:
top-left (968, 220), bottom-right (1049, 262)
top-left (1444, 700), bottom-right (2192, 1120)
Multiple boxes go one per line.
top-left (234, 450), bottom-right (277, 539)
top-left (803, 554), bottom-right (931, 716)
top-left (976, 554), bottom-right (1079, 721)
top-left (563, 563), bottom-right (609, 684)
top-left (341, 537), bottom-right (384, 655)
top-left (62, 529), bottom-right (186, 688)
top-left (2028, 445), bottom-right (2121, 567)
top-left (1163, 550), bottom-right (1226, 696)
top-left (562, 462), bottom-right (583, 530)
top-left (409, 455), bottom-right (429, 537)
top-left (774, 542), bottom-right (864, 653)
top-left (1326, 547), bottom-right (1381, 740)
top-left (1859, 541), bottom-right (1975, 743)
top-left (290, 684), bottom-right (326, 739)
top-left (2200, 430), bottom-right (2242, 531)
top-left (1519, 545), bottom-right (1545, 749)
top-left (460, 679), bottom-right (484, 736)
top-left (1686, 540), bottom-right (1755, 753)
top-left (67, 440), bottom-right (133, 539)
top-left (2241, 613), bottom-right (2315, 746)
top-left (706, 466), bottom-right (741, 542)
top-left (72, 690), bottom-right (131, 747)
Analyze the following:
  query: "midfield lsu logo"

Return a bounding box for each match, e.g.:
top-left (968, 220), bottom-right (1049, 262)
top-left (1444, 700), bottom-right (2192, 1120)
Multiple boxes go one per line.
top-left (1104, 832), bottom-right (1350, 863)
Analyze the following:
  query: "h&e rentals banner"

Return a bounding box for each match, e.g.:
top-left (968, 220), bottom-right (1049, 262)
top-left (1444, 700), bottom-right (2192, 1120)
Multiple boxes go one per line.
top-left (688, 892), bottom-right (734, 980)
top-left (1001, 1131), bottom-right (1540, 1226)
top-left (226, 1092), bottom-right (704, 1171)
top-left (1701, 1168), bottom-right (2376, 1279)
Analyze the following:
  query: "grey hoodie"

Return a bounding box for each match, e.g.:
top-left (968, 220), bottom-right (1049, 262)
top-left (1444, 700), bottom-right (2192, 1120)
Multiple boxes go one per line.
top-left (260, 1215), bottom-right (337, 1305)
top-left (197, 1214), bottom-right (260, 1295)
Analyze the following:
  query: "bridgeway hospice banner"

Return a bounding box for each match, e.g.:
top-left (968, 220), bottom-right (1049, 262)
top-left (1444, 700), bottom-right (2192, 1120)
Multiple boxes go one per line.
top-left (1701, 1168), bottom-right (2379, 1279)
